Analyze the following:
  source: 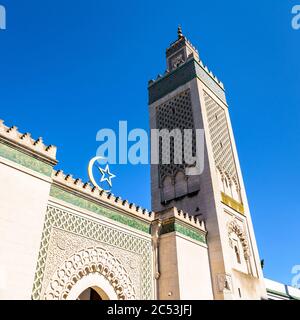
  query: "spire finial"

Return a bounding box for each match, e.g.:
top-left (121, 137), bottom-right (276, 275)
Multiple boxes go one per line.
top-left (178, 25), bottom-right (183, 39)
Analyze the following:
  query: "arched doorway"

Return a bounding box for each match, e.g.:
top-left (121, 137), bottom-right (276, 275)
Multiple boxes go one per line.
top-left (77, 287), bottom-right (103, 300)
top-left (66, 273), bottom-right (117, 300)
top-left (44, 247), bottom-right (136, 300)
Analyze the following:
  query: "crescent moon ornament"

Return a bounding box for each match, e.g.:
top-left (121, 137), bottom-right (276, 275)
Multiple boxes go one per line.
top-left (88, 156), bottom-right (116, 192)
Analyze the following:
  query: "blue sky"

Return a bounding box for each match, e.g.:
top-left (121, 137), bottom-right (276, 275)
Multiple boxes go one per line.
top-left (0, 0), bottom-right (299, 286)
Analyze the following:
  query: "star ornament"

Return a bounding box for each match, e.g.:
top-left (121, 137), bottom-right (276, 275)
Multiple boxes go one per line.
top-left (98, 164), bottom-right (116, 188)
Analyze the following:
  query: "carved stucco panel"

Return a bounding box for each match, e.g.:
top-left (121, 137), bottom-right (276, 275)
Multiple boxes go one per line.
top-left (40, 228), bottom-right (142, 299)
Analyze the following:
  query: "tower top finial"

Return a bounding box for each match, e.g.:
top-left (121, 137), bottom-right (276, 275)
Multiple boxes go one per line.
top-left (178, 25), bottom-right (183, 39)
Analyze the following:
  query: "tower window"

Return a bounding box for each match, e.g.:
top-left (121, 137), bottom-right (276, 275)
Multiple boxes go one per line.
top-left (234, 245), bottom-right (241, 264)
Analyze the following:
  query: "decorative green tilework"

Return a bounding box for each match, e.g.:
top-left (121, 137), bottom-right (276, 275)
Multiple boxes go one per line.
top-left (148, 58), bottom-right (226, 104)
top-left (149, 59), bottom-right (196, 104)
top-left (0, 143), bottom-right (53, 176)
top-left (161, 219), bottom-right (206, 244)
top-left (160, 221), bottom-right (176, 235)
top-left (50, 186), bottom-right (151, 234)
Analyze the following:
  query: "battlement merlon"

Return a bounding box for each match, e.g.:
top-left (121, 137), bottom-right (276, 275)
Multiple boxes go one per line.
top-left (155, 207), bottom-right (206, 233)
top-left (52, 169), bottom-right (154, 224)
top-left (152, 207), bottom-right (207, 246)
top-left (0, 119), bottom-right (57, 166)
top-left (148, 57), bottom-right (226, 105)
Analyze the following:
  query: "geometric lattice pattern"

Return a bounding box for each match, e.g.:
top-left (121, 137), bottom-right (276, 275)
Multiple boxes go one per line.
top-left (156, 89), bottom-right (196, 184)
top-left (204, 91), bottom-right (239, 186)
top-left (31, 205), bottom-right (153, 300)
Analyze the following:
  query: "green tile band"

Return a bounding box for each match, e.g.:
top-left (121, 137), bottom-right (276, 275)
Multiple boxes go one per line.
top-left (50, 186), bottom-right (151, 234)
top-left (148, 58), bottom-right (226, 104)
top-left (0, 143), bottom-right (53, 177)
top-left (160, 219), bottom-right (206, 244)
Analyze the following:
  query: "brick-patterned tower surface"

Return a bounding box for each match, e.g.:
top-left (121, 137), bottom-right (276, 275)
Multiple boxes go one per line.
top-left (148, 27), bottom-right (267, 300)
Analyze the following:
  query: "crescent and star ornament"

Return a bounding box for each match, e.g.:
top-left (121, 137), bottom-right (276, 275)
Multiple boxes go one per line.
top-left (88, 156), bottom-right (116, 192)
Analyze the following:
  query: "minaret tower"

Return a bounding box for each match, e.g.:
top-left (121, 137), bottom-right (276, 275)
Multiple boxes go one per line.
top-left (148, 27), bottom-right (267, 300)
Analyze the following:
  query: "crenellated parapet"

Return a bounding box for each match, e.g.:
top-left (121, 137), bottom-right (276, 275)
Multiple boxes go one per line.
top-left (52, 169), bottom-right (154, 224)
top-left (0, 118), bottom-right (207, 238)
top-left (148, 47), bottom-right (226, 105)
top-left (156, 206), bottom-right (205, 230)
top-left (149, 56), bottom-right (224, 91)
top-left (173, 207), bottom-right (206, 230)
top-left (154, 207), bottom-right (207, 244)
top-left (198, 58), bottom-right (224, 89)
top-left (44, 178), bottom-right (209, 240)
top-left (0, 119), bottom-right (57, 165)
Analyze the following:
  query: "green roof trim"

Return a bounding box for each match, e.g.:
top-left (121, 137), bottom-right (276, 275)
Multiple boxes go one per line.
top-left (0, 142), bottom-right (53, 177)
top-left (160, 219), bottom-right (206, 244)
top-left (50, 185), bottom-right (151, 234)
top-left (148, 58), bottom-right (226, 104)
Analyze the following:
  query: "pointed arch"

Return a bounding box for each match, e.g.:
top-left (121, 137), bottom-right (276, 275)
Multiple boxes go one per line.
top-left (227, 220), bottom-right (250, 259)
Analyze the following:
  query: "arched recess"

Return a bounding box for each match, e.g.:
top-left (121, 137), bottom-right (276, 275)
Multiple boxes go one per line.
top-left (44, 246), bottom-right (136, 300)
top-left (174, 170), bottom-right (187, 198)
top-left (227, 220), bottom-right (250, 260)
top-left (162, 175), bottom-right (175, 202)
top-left (231, 176), bottom-right (242, 203)
top-left (223, 172), bottom-right (232, 196)
top-left (227, 219), bottom-right (254, 275)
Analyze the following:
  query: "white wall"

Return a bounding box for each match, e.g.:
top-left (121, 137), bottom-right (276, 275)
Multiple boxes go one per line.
top-left (176, 235), bottom-right (213, 300)
top-left (0, 160), bottom-right (51, 299)
top-left (158, 231), bottom-right (213, 300)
